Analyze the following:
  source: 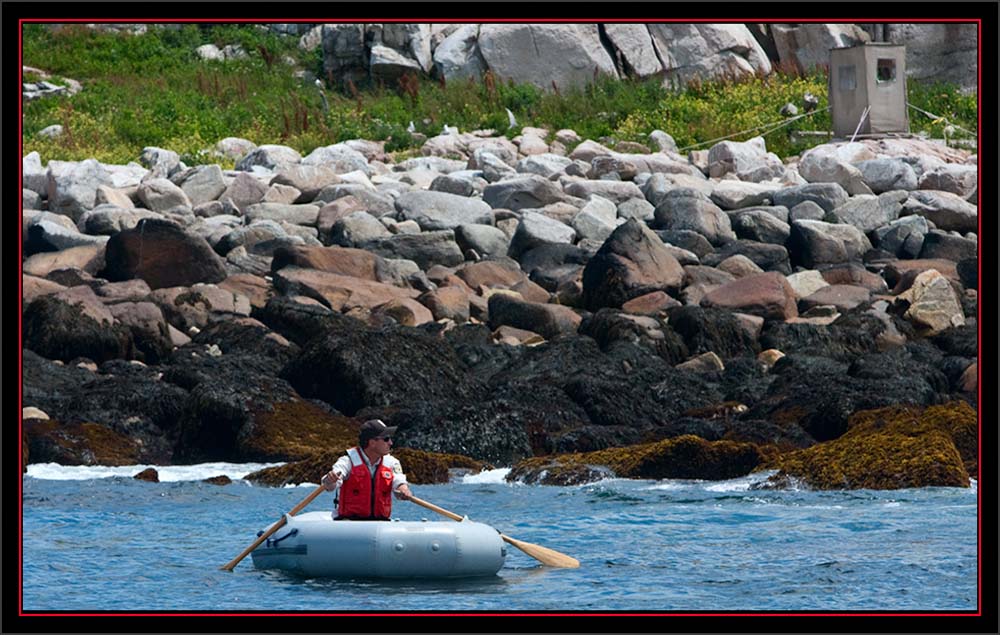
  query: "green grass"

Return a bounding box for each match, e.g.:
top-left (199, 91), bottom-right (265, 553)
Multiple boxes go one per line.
top-left (21, 24), bottom-right (978, 167)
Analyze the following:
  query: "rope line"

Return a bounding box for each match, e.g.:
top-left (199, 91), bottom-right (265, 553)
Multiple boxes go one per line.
top-left (677, 106), bottom-right (831, 152)
top-left (906, 102), bottom-right (977, 136)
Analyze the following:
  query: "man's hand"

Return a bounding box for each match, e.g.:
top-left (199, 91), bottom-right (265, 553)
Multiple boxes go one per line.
top-left (394, 483), bottom-right (413, 500)
top-left (321, 470), bottom-right (341, 492)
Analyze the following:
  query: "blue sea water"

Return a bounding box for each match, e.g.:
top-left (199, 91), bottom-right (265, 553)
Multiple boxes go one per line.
top-left (20, 463), bottom-right (978, 613)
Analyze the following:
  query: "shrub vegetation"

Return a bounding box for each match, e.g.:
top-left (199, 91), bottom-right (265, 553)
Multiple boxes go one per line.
top-left (22, 24), bottom-right (978, 166)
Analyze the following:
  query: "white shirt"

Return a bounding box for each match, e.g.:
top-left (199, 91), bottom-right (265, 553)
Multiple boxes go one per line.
top-left (331, 447), bottom-right (407, 491)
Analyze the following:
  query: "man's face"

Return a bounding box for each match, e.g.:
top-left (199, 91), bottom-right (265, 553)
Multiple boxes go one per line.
top-left (367, 435), bottom-right (393, 456)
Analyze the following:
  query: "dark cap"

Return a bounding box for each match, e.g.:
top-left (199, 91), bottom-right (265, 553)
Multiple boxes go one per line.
top-left (359, 419), bottom-right (398, 446)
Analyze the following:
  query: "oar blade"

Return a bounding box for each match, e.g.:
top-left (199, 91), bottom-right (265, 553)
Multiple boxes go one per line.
top-left (501, 534), bottom-right (580, 568)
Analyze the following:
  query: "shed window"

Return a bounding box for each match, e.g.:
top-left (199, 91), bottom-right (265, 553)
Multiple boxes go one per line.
top-left (876, 59), bottom-right (896, 83)
top-left (838, 65), bottom-right (856, 90)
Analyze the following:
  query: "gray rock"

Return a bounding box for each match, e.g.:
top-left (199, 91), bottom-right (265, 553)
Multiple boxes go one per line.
top-left (701, 240), bottom-right (792, 275)
top-left (215, 221), bottom-right (286, 255)
top-left (23, 151), bottom-right (48, 195)
top-left (709, 180), bottom-right (778, 210)
top-left (798, 151), bottom-right (872, 195)
top-left (263, 183), bottom-right (302, 205)
top-left (508, 211), bottom-right (577, 258)
top-left (653, 189), bottom-right (736, 246)
top-left (429, 173), bottom-right (477, 197)
top-left (649, 24), bottom-right (771, 84)
top-left (616, 197), bottom-right (655, 222)
top-left (829, 190), bottom-right (907, 234)
top-left (23, 188), bottom-right (42, 210)
top-left (196, 44), bottom-right (225, 61)
top-left (902, 190), bottom-right (978, 234)
top-left (329, 211), bottom-right (393, 247)
top-left (269, 165), bottom-right (342, 203)
top-left (370, 44), bottom-right (423, 80)
top-left (918, 230), bottom-right (978, 262)
top-left (178, 165), bottom-right (227, 206)
top-left (772, 182), bottom-right (850, 214)
top-left (314, 184), bottom-right (397, 217)
top-left (27, 215), bottom-right (110, 252)
top-left (394, 190), bottom-right (493, 231)
top-left (137, 178), bottom-right (192, 213)
top-left (516, 153), bottom-right (574, 179)
top-left (215, 137), bottom-right (257, 162)
top-left (321, 23), bottom-right (369, 85)
top-left (46, 159), bottom-right (114, 221)
top-left (220, 172), bottom-right (268, 214)
top-left (477, 151), bottom-right (519, 182)
top-left (483, 175), bottom-right (566, 211)
top-left (771, 23), bottom-right (870, 73)
top-left (649, 130), bottom-right (678, 153)
top-left (884, 23), bottom-right (977, 93)
top-left (707, 137), bottom-right (771, 179)
top-left (785, 270), bottom-right (830, 299)
top-left (455, 223), bottom-right (511, 259)
top-left (235, 144), bottom-right (302, 172)
top-left (362, 230), bottom-right (465, 269)
top-left (604, 24), bottom-right (664, 78)
top-left (788, 200), bottom-right (827, 222)
top-left (917, 164), bottom-right (978, 199)
top-left (77, 205), bottom-right (161, 236)
top-left (788, 219), bottom-right (873, 268)
top-left (478, 24), bottom-right (618, 91)
top-left (873, 214), bottom-right (930, 259)
top-left (301, 143), bottom-right (371, 175)
top-left (571, 196), bottom-right (625, 243)
top-left (139, 147), bottom-right (183, 179)
top-left (855, 158), bottom-right (918, 194)
top-left (433, 24), bottom-right (487, 81)
top-left (642, 172), bottom-right (714, 208)
top-left (95, 184), bottom-right (136, 209)
top-left (730, 209), bottom-right (792, 245)
top-left (38, 124), bottom-right (64, 139)
top-left (657, 230), bottom-right (714, 259)
top-left (397, 156), bottom-right (471, 174)
top-left (243, 202), bottom-right (320, 226)
top-left (564, 180), bottom-right (645, 205)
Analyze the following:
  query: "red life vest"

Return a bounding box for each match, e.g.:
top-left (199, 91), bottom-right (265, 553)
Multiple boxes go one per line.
top-left (336, 447), bottom-right (395, 520)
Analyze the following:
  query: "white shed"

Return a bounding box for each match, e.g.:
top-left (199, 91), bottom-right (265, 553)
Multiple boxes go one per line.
top-left (828, 43), bottom-right (910, 138)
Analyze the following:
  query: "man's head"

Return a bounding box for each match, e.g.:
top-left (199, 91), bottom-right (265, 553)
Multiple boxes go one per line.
top-left (359, 418), bottom-right (398, 452)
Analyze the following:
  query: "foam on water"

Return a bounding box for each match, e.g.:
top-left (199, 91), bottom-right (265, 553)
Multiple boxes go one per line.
top-left (24, 461), bottom-right (285, 482)
top-left (704, 472), bottom-right (773, 492)
top-left (459, 467), bottom-right (511, 484)
top-left (642, 471), bottom-right (776, 493)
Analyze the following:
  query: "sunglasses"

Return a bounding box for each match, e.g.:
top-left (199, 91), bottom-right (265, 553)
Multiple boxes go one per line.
top-left (377, 436), bottom-right (392, 442)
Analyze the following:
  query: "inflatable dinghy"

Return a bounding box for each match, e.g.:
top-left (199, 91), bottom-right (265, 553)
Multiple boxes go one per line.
top-left (250, 511), bottom-right (506, 578)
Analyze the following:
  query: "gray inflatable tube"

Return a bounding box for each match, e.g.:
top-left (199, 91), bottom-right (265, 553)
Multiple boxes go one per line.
top-left (251, 511), bottom-right (507, 578)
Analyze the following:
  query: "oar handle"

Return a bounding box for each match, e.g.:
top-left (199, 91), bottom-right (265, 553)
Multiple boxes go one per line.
top-left (221, 483), bottom-right (326, 571)
top-left (407, 494), bottom-right (464, 522)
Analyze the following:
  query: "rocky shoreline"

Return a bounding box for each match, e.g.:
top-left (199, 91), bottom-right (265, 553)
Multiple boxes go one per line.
top-left (21, 127), bottom-right (977, 490)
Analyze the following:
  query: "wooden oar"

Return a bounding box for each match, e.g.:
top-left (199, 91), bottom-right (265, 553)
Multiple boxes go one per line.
top-left (220, 483), bottom-right (326, 571)
top-left (406, 494), bottom-right (580, 568)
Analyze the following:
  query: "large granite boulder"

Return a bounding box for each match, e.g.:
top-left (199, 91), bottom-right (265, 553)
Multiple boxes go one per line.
top-left (581, 219), bottom-right (685, 311)
top-left (477, 24), bottom-right (618, 91)
top-left (102, 218), bottom-right (228, 289)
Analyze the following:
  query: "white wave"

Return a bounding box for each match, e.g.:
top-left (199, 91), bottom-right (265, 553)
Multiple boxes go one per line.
top-left (459, 467), bottom-right (511, 484)
top-left (24, 461), bottom-right (285, 482)
top-left (642, 481), bottom-right (686, 491)
top-left (642, 471), bottom-right (778, 492)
